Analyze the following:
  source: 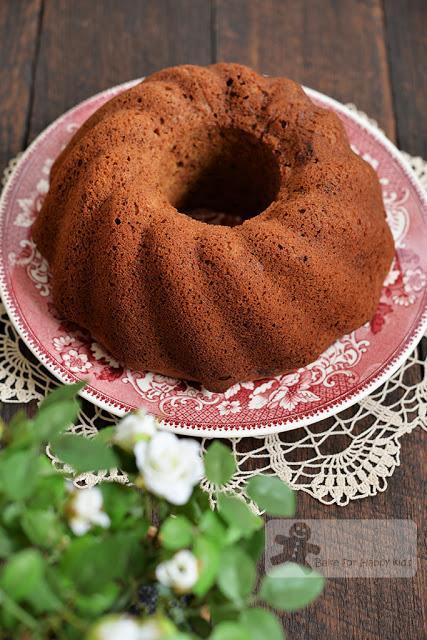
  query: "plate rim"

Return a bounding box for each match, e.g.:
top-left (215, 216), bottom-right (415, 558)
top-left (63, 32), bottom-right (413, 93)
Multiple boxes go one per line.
top-left (0, 79), bottom-right (426, 438)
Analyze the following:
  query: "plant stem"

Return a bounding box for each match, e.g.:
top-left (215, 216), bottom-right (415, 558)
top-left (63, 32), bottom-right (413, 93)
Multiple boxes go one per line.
top-left (61, 606), bottom-right (89, 633)
top-left (0, 589), bottom-right (39, 630)
top-left (144, 492), bottom-right (153, 523)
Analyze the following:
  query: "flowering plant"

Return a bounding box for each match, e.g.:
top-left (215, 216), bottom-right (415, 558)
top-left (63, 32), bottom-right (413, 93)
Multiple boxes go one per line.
top-left (0, 383), bottom-right (324, 639)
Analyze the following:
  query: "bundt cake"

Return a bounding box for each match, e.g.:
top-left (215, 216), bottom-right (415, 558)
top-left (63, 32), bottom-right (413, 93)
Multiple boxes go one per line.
top-left (32, 63), bottom-right (394, 392)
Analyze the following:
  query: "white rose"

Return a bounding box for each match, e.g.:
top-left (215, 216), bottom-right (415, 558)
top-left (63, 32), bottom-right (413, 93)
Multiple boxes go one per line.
top-left (89, 616), bottom-right (142, 640)
top-left (156, 550), bottom-right (199, 593)
top-left (88, 615), bottom-right (176, 640)
top-left (67, 486), bottom-right (110, 536)
top-left (134, 432), bottom-right (204, 505)
top-left (139, 618), bottom-right (174, 640)
top-left (113, 410), bottom-right (158, 452)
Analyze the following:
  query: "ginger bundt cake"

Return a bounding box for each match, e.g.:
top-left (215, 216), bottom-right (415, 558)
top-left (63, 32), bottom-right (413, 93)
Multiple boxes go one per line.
top-left (32, 63), bottom-right (394, 393)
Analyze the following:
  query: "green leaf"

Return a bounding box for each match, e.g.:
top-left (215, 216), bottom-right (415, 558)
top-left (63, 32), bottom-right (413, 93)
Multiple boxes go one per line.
top-left (0, 549), bottom-right (44, 600)
top-left (260, 562), bottom-right (325, 612)
top-left (189, 615), bottom-right (212, 638)
top-left (39, 382), bottom-right (85, 410)
top-left (246, 475), bottom-right (296, 517)
top-left (223, 527), bottom-right (243, 546)
top-left (111, 447), bottom-right (139, 475)
top-left (61, 533), bottom-right (143, 594)
top-left (61, 537), bottom-right (113, 593)
top-left (160, 515), bottom-right (193, 550)
top-left (100, 483), bottom-right (144, 528)
top-left (193, 486), bottom-right (212, 512)
top-left (21, 509), bottom-right (64, 548)
top-left (217, 547), bottom-right (256, 606)
top-left (0, 602), bottom-right (17, 631)
top-left (210, 599), bottom-right (241, 625)
top-left (199, 510), bottom-right (227, 544)
top-left (217, 494), bottom-right (263, 538)
top-left (204, 442), bottom-right (236, 485)
top-left (0, 527), bottom-right (13, 559)
top-left (31, 474), bottom-right (66, 510)
top-left (175, 486), bottom-right (210, 524)
top-left (63, 627), bottom-right (82, 640)
top-left (75, 581), bottom-right (119, 616)
top-left (95, 426), bottom-right (116, 444)
top-left (51, 433), bottom-right (119, 473)
top-left (0, 450), bottom-right (39, 500)
top-left (210, 621), bottom-right (250, 640)
top-left (32, 400), bottom-right (79, 442)
top-left (36, 453), bottom-right (59, 476)
top-left (241, 528), bottom-right (265, 562)
top-left (4, 413), bottom-right (33, 450)
top-left (7, 409), bottom-right (28, 432)
top-left (193, 535), bottom-right (221, 597)
top-left (25, 577), bottom-right (62, 613)
top-left (240, 608), bottom-right (284, 640)
top-left (1, 502), bottom-right (23, 527)
top-left (44, 568), bottom-right (73, 604)
top-left (0, 590), bottom-right (39, 631)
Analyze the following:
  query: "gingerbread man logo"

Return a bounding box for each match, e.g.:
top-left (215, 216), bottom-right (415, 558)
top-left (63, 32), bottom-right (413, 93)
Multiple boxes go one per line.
top-left (271, 522), bottom-right (320, 569)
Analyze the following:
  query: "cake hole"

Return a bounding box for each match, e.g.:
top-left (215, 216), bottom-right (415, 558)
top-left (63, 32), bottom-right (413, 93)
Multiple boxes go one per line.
top-left (168, 127), bottom-right (281, 226)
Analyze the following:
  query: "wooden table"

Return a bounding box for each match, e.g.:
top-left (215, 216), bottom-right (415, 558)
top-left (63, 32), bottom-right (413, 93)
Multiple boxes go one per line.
top-left (0, 2), bottom-right (425, 638)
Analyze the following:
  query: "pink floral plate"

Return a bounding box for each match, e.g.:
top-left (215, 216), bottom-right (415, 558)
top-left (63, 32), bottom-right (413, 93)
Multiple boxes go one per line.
top-left (0, 80), bottom-right (426, 437)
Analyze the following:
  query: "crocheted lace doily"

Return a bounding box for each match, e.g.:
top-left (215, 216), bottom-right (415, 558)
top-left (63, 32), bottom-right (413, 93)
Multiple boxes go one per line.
top-left (1, 105), bottom-right (426, 506)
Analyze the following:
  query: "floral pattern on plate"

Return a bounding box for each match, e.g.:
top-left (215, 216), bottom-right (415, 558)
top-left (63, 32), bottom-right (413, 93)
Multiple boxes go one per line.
top-left (0, 81), bottom-right (426, 435)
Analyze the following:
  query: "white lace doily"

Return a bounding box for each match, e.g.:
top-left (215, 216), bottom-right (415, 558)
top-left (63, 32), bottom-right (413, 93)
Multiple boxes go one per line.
top-left (1, 106), bottom-right (426, 506)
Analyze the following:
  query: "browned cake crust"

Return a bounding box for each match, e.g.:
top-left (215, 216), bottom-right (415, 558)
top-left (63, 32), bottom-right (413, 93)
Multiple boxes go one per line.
top-left (32, 63), bottom-right (395, 392)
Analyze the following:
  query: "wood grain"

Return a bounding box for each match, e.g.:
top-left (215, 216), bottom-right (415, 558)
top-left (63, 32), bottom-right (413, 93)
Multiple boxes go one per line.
top-left (28, 0), bottom-right (212, 141)
top-left (383, 0), bottom-right (427, 156)
top-left (214, 0), bottom-right (396, 139)
top-left (0, 0), bottom-right (42, 173)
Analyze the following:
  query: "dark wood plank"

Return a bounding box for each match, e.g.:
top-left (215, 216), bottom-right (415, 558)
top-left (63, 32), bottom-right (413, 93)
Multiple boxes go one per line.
top-left (0, 0), bottom-right (42, 173)
top-left (0, 1), bottom-right (43, 424)
top-left (28, 0), bottom-right (212, 141)
top-left (383, 0), bottom-right (427, 156)
top-left (215, 0), bottom-right (396, 139)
